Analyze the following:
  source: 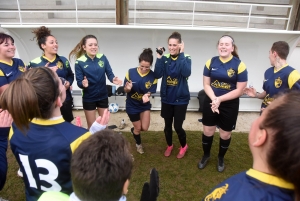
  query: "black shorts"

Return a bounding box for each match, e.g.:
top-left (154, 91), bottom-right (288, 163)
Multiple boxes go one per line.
top-left (161, 102), bottom-right (188, 121)
top-left (82, 98), bottom-right (108, 111)
top-left (127, 113), bottom-right (140, 122)
top-left (202, 95), bottom-right (239, 132)
top-left (60, 99), bottom-right (74, 122)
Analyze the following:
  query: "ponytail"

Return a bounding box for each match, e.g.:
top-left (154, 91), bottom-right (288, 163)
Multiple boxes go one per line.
top-left (69, 35), bottom-right (98, 60)
top-left (0, 67), bottom-right (60, 133)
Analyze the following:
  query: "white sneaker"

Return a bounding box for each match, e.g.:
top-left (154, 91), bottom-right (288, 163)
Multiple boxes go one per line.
top-left (136, 144), bottom-right (144, 154)
top-left (17, 168), bottom-right (23, 177)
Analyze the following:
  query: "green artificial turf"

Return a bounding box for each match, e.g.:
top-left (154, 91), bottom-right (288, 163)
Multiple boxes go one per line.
top-left (0, 131), bottom-right (252, 201)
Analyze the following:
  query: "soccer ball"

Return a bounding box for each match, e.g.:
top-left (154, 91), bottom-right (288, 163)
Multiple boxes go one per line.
top-left (109, 103), bottom-right (119, 113)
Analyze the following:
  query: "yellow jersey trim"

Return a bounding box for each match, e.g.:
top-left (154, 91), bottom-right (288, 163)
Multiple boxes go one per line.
top-left (153, 78), bottom-right (158, 84)
top-left (31, 117), bottom-right (65, 125)
top-left (288, 70), bottom-right (300, 89)
top-left (70, 132), bottom-right (91, 153)
top-left (8, 127), bottom-right (13, 140)
top-left (219, 55), bottom-right (233, 63)
top-left (96, 53), bottom-right (104, 59)
top-left (238, 62), bottom-right (247, 74)
top-left (0, 60), bottom-right (13, 66)
top-left (205, 59), bottom-right (212, 70)
top-left (125, 71), bottom-right (129, 80)
top-left (0, 69), bottom-right (4, 76)
top-left (42, 55), bottom-right (56, 63)
top-left (274, 64), bottom-right (288, 73)
top-left (137, 68), bottom-right (150, 77)
top-left (246, 168), bottom-right (294, 189)
top-left (30, 57), bottom-right (42, 64)
top-left (77, 55), bottom-right (87, 62)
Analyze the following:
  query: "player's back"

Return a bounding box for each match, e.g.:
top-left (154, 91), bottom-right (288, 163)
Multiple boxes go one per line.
top-left (9, 117), bottom-right (90, 201)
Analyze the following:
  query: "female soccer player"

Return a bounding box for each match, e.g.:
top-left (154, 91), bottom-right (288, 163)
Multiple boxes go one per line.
top-left (154, 32), bottom-right (191, 159)
top-left (199, 35), bottom-right (247, 172)
top-left (0, 32), bottom-right (26, 94)
top-left (244, 41), bottom-right (300, 110)
top-left (0, 67), bottom-right (109, 201)
top-left (124, 48), bottom-right (157, 154)
top-left (203, 91), bottom-right (300, 201)
top-left (28, 26), bottom-right (74, 122)
top-left (69, 35), bottom-right (122, 129)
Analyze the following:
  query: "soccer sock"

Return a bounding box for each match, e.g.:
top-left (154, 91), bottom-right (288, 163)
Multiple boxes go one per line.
top-left (202, 134), bottom-right (214, 157)
top-left (218, 137), bottom-right (231, 158)
top-left (133, 133), bottom-right (142, 145)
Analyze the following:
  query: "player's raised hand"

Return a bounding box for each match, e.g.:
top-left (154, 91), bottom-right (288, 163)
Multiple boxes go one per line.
top-left (179, 41), bottom-right (184, 53)
top-left (95, 109), bottom-right (110, 126)
top-left (113, 77), bottom-right (123, 86)
top-left (45, 62), bottom-right (58, 72)
top-left (0, 109), bottom-right (13, 128)
top-left (82, 76), bottom-right (88, 88)
top-left (125, 80), bottom-right (133, 91)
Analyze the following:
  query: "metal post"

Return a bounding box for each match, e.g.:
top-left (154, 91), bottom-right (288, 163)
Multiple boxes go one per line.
top-left (16, 0), bottom-right (22, 25)
top-left (247, 5), bottom-right (252, 29)
top-left (192, 2), bottom-right (195, 27)
top-left (74, 0), bottom-right (78, 24)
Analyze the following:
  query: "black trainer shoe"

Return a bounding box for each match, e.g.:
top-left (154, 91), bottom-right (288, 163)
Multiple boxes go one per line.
top-left (198, 155), bottom-right (210, 169)
top-left (217, 157), bottom-right (225, 172)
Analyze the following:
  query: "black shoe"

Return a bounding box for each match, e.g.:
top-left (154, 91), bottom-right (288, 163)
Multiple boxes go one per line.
top-left (217, 157), bottom-right (225, 172)
top-left (198, 155), bottom-right (210, 169)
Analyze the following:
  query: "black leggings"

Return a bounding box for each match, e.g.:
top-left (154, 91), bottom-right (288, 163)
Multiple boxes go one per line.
top-left (164, 117), bottom-right (186, 147)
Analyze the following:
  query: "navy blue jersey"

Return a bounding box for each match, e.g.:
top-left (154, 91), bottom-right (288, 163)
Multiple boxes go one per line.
top-left (75, 53), bottom-right (115, 102)
top-left (9, 117), bottom-right (91, 201)
top-left (203, 169), bottom-right (294, 201)
top-left (124, 67), bottom-right (157, 114)
top-left (262, 65), bottom-right (300, 108)
top-left (203, 56), bottom-right (248, 97)
top-left (0, 58), bottom-right (26, 87)
top-left (154, 53), bottom-right (191, 105)
top-left (28, 55), bottom-right (74, 101)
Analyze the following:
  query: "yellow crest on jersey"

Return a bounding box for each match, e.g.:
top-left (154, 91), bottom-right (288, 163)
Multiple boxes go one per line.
top-left (98, 60), bottom-right (104, 68)
top-left (145, 80), bottom-right (152, 89)
top-left (204, 184), bottom-right (228, 201)
top-left (131, 92), bottom-right (143, 101)
top-left (227, 68), bottom-right (235, 78)
top-left (18, 66), bottom-right (25, 72)
top-left (274, 77), bottom-right (282, 88)
top-left (56, 61), bottom-right (63, 69)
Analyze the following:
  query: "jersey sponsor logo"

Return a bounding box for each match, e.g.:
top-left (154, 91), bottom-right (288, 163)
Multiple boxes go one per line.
top-left (18, 66), bottom-right (25, 72)
top-left (98, 60), bottom-right (104, 68)
top-left (165, 61), bottom-right (168, 63)
top-left (6, 71), bottom-right (13, 76)
top-left (204, 183), bottom-right (228, 201)
top-left (262, 94), bottom-right (274, 106)
top-left (83, 65), bottom-right (89, 68)
top-left (131, 92), bottom-right (143, 101)
top-left (274, 77), bottom-right (282, 88)
top-left (211, 80), bottom-right (231, 90)
top-left (56, 61), bottom-right (63, 69)
top-left (211, 68), bottom-right (218, 71)
top-left (145, 80), bottom-right (152, 89)
top-left (166, 76), bottom-right (178, 86)
top-left (227, 68), bottom-right (235, 78)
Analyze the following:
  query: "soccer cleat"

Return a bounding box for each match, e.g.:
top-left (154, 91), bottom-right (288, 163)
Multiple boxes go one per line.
top-left (217, 157), bottom-right (225, 172)
top-left (136, 144), bottom-right (144, 154)
top-left (177, 144), bottom-right (188, 159)
top-left (164, 145), bottom-right (173, 157)
top-left (17, 168), bottom-right (23, 177)
top-left (198, 155), bottom-right (210, 169)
